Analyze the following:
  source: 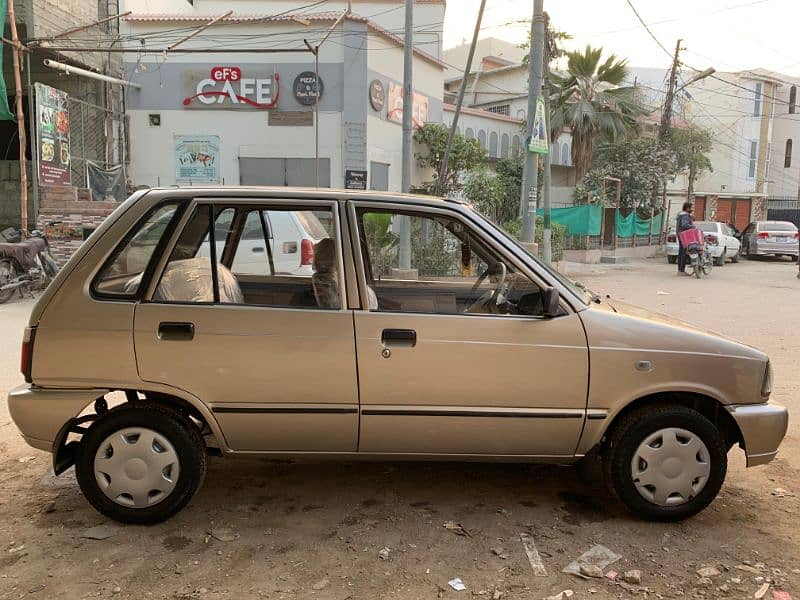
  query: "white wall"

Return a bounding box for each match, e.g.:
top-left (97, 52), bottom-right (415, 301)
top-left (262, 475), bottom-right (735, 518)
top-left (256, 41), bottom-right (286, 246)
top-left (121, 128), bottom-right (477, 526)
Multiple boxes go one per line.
top-left (367, 32), bottom-right (443, 100)
top-left (445, 110), bottom-right (524, 160)
top-left (769, 79), bottom-right (800, 197)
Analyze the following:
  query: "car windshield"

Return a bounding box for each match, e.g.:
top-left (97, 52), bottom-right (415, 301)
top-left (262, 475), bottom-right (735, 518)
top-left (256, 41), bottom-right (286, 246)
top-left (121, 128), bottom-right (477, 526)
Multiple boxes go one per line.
top-left (468, 206), bottom-right (588, 305)
top-left (695, 222), bottom-right (718, 233)
top-left (759, 222), bottom-right (797, 232)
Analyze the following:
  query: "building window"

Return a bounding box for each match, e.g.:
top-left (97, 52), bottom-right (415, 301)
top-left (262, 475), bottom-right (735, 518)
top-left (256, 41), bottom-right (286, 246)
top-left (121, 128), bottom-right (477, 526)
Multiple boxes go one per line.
top-left (785, 139), bottom-right (792, 168)
top-left (465, 127), bottom-right (475, 140)
top-left (512, 135), bottom-right (521, 157)
top-left (486, 104), bottom-right (510, 116)
top-left (562, 144), bottom-right (570, 166)
top-left (790, 86), bottom-right (797, 114)
top-left (501, 133), bottom-right (509, 158)
top-left (478, 130), bottom-right (487, 150)
top-left (489, 132), bottom-right (498, 157)
top-left (748, 140), bottom-right (758, 178)
top-left (753, 82), bottom-right (763, 117)
top-left (765, 142), bottom-right (771, 181)
top-left (516, 109), bottom-right (526, 120)
top-left (551, 143), bottom-right (559, 163)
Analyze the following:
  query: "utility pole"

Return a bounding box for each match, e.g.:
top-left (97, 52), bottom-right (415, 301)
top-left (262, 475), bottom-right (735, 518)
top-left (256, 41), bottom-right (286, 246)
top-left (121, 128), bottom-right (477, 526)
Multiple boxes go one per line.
top-left (7, 0), bottom-right (28, 232)
top-left (541, 12), bottom-right (554, 263)
top-left (658, 38), bottom-right (682, 145)
top-left (436, 0), bottom-right (487, 197)
top-left (519, 0), bottom-right (545, 244)
top-left (398, 0), bottom-right (413, 270)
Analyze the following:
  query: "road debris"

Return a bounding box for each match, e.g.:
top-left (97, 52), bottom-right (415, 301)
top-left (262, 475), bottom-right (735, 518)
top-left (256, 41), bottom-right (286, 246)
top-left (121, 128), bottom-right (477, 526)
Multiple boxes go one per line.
top-left (771, 488), bottom-right (794, 498)
top-left (605, 570), bottom-right (619, 580)
top-left (443, 521), bottom-right (471, 537)
top-left (311, 578), bottom-right (329, 591)
top-left (545, 590), bottom-right (574, 600)
top-left (28, 584), bottom-right (45, 593)
top-left (378, 547), bottom-right (391, 560)
top-left (656, 290), bottom-right (670, 295)
top-left (755, 583), bottom-right (770, 599)
top-left (209, 527), bottom-right (237, 542)
top-left (491, 547), bottom-right (509, 560)
top-left (519, 532), bottom-right (547, 577)
top-left (737, 564), bottom-right (762, 574)
top-left (82, 525), bottom-right (120, 540)
top-left (697, 566), bottom-right (722, 578)
top-left (695, 577), bottom-right (713, 588)
top-left (772, 591), bottom-right (792, 600)
top-left (448, 578), bottom-right (467, 591)
top-left (579, 565), bottom-right (604, 578)
top-left (563, 544), bottom-right (621, 578)
top-left (492, 590), bottom-right (503, 599)
top-left (623, 570), bottom-right (642, 585)
top-left (18, 456), bottom-right (37, 463)
top-left (9, 544), bottom-right (25, 553)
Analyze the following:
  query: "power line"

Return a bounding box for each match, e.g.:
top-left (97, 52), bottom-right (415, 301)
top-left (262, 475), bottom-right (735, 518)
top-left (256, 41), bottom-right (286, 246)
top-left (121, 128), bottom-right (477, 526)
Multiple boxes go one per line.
top-left (622, 0), bottom-right (673, 59)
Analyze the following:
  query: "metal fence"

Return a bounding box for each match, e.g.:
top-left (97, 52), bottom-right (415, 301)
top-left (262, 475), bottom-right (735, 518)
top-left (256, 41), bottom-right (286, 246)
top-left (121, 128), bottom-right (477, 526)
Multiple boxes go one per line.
top-left (767, 197), bottom-right (800, 227)
top-left (68, 97), bottom-right (126, 190)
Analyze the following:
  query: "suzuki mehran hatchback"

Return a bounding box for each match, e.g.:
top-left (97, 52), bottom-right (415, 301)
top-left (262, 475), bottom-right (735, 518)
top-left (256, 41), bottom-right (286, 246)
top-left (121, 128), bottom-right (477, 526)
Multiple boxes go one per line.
top-left (9, 188), bottom-right (788, 524)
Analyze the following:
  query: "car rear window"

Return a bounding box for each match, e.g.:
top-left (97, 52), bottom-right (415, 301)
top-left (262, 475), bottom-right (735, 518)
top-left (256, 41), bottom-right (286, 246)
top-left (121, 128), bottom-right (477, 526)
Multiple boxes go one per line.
top-left (758, 222), bottom-right (797, 232)
top-left (695, 222), bottom-right (718, 233)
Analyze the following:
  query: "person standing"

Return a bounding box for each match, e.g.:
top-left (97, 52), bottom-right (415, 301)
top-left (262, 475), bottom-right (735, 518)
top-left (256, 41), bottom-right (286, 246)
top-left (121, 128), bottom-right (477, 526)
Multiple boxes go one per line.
top-left (676, 201), bottom-right (694, 273)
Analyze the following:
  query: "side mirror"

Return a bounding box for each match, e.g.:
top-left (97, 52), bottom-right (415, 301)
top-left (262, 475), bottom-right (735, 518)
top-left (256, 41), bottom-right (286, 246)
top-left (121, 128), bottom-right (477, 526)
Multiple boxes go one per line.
top-left (542, 286), bottom-right (561, 318)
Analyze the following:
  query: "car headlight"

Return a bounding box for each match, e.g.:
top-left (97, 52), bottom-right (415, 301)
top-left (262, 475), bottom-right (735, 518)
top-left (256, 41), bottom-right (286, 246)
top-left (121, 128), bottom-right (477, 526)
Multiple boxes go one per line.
top-left (761, 361), bottom-right (773, 399)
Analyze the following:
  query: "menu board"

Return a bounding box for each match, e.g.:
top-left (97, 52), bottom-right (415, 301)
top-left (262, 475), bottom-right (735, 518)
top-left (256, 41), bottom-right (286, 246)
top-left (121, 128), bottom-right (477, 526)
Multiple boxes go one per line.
top-left (34, 83), bottom-right (71, 186)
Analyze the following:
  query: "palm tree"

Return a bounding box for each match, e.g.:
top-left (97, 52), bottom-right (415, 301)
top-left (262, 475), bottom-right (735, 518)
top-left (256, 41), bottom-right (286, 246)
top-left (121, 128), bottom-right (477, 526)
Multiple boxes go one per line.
top-left (550, 45), bottom-right (644, 180)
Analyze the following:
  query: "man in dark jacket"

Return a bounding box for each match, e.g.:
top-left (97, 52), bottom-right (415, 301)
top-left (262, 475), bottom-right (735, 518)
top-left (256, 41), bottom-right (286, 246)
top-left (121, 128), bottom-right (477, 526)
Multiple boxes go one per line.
top-left (676, 201), bottom-right (694, 273)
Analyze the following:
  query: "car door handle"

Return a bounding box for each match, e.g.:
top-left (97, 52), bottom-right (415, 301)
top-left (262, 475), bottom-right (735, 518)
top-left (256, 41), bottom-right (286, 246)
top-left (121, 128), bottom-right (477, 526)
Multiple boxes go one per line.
top-left (158, 322), bottom-right (195, 341)
top-left (252, 247), bottom-right (265, 253)
top-left (381, 329), bottom-right (416, 347)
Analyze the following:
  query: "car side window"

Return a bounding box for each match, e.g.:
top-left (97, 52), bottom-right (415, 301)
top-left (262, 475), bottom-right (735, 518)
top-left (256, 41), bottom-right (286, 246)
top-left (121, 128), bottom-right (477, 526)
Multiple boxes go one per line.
top-left (93, 202), bottom-right (181, 298)
top-left (152, 204), bottom-right (341, 309)
top-left (357, 208), bottom-right (543, 316)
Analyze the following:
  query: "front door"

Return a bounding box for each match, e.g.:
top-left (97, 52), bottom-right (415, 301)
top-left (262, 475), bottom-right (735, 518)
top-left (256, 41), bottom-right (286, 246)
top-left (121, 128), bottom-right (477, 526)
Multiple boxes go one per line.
top-left (350, 203), bottom-right (589, 457)
top-left (134, 198), bottom-right (358, 452)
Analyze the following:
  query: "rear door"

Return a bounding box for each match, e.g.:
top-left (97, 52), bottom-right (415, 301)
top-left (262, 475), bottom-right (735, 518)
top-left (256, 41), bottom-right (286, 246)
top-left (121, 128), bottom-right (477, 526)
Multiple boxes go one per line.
top-left (349, 202), bottom-right (589, 457)
top-left (134, 197), bottom-right (359, 452)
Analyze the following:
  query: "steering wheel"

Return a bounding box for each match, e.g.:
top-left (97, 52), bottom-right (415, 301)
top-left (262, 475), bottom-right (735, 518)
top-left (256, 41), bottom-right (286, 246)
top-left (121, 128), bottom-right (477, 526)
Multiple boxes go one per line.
top-left (463, 262), bottom-right (508, 314)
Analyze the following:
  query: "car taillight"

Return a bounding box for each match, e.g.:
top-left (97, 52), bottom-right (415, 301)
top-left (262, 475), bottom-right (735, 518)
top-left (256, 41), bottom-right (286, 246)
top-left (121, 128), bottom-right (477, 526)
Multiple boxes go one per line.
top-left (758, 232), bottom-right (770, 239)
top-left (21, 326), bottom-right (35, 383)
top-left (667, 234), bottom-right (676, 242)
top-left (705, 234), bottom-right (718, 245)
top-left (794, 232), bottom-right (799, 239)
top-left (300, 238), bottom-right (314, 266)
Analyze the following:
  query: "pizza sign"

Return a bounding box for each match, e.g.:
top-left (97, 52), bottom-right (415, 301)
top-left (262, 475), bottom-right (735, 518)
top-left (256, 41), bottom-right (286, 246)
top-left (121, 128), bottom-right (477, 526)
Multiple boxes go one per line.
top-left (182, 66), bottom-right (280, 109)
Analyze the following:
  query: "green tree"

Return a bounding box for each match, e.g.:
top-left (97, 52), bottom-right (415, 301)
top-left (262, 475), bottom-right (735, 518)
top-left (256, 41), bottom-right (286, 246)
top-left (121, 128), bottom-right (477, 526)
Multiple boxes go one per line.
top-left (464, 168), bottom-right (505, 223)
top-left (413, 123), bottom-right (486, 196)
top-left (669, 126), bottom-right (713, 201)
top-left (550, 45), bottom-right (646, 180)
top-left (575, 137), bottom-right (676, 212)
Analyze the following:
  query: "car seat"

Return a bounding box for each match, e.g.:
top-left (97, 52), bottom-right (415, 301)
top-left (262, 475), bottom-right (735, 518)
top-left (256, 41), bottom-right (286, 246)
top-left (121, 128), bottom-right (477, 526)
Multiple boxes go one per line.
top-left (312, 238), bottom-right (339, 308)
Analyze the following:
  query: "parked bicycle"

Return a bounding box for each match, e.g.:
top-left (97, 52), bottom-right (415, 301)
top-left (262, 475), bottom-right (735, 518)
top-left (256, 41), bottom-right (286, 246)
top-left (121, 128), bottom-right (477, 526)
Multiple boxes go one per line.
top-left (0, 228), bottom-right (59, 303)
top-left (679, 227), bottom-right (713, 278)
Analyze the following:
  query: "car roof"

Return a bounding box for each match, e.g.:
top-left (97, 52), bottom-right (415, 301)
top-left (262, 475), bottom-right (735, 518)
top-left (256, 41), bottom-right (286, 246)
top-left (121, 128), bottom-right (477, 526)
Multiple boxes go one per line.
top-left (139, 186), bottom-right (468, 207)
top-left (757, 220), bottom-right (797, 226)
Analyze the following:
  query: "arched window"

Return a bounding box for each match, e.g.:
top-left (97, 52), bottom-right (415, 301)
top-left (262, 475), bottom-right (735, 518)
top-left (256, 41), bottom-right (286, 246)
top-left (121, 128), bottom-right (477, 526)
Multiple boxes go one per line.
top-left (790, 86), bottom-right (797, 114)
top-left (501, 133), bottom-right (510, 158)
top-left (512, 135), bottom-right (521, 157)
top-left (465, 127), bottom-right (475, 140)
top-left (478, 130), bottom-right (487, 150)
top-left (489, 132), bottom-right (498, 157)
top-left (562, 144), bottom-right (570, 166)
top-left (517, 109), bottom-right (526, 120)
top-left (785, 138), bottom-right (793, 168)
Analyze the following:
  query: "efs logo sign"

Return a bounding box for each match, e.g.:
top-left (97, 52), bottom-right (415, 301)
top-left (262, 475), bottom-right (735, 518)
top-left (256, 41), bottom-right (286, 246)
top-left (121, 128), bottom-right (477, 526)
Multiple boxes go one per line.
top-left (183, 66), bottom-right (280, 109)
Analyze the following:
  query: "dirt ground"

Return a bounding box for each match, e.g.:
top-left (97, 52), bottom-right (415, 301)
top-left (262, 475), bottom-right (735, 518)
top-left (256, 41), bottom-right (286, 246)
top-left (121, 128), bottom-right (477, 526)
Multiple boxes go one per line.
top-left (0, 257), bottom-right (798, 600)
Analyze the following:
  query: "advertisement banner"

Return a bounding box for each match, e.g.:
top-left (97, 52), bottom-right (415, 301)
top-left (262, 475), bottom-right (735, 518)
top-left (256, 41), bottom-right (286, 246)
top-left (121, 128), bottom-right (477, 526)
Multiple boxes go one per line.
top-left (175, 135), bottom-right (220, 183)
top-left (34, 83), bottom-right (71, 185)
top-left (386, 82), bottom-right (428, 128)
top-left (528, 96), bottom-right (549, 155)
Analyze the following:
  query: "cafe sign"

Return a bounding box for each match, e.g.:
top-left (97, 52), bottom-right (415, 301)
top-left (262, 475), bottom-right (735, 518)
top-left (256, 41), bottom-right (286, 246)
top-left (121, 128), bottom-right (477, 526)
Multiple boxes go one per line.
top-left (182, 66), bottom-right (279, 109)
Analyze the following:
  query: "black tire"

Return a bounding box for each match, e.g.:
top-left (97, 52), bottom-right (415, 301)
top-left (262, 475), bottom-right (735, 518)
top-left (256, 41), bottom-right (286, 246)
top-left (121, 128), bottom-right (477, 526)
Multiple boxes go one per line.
top-left (75, 402), bottom-right (206, 524)
top-left (667, 255), bottom-right (677, 264)
top-left (730, 250), bottom-right (740, 263)
top-left (603, 404), bottom-right (727, 521)
top-left (714, 249), bottom-right (726, 267)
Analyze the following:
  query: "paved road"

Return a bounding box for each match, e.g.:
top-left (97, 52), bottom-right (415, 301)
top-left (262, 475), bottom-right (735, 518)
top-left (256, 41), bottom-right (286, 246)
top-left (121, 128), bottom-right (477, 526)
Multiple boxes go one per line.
top-left (0, 257), bottom-right (798, 599)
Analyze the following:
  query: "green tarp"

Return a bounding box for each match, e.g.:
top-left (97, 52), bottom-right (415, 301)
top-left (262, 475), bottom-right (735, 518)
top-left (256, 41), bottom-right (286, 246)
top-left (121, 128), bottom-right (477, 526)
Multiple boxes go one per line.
top-left (535, 204), bottom-right (602, 236)
top-left (0, 0), bottom-right (16, 121)
top-left (615, 210), bottom-right (663, 238)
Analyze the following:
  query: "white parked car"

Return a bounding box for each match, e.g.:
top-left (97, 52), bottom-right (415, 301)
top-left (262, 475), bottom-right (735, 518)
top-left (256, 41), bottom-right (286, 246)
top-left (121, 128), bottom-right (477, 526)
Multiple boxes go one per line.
top-left (740, 221), bottom-right (799, 260)
top-left (666, 221), bottom-right (741, 266)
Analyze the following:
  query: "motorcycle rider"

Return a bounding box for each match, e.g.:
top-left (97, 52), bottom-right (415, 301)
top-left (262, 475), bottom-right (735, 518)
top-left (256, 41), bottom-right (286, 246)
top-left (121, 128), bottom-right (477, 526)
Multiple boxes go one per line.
top-left (676, 201), bottom-right (695, 274)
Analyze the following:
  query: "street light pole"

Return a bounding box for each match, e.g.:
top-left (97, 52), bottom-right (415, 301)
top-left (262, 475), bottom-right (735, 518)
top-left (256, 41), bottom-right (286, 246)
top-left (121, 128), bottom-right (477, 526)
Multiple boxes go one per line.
top-left (398, 0), bottom-right (413, 270)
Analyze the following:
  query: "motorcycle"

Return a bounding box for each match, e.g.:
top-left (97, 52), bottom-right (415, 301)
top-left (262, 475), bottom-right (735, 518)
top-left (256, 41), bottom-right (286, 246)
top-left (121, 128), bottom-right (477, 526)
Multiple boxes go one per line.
top-left (679, 227), bottom-right (713, 279)
top-left (0, 228), bottom-right (60, 304)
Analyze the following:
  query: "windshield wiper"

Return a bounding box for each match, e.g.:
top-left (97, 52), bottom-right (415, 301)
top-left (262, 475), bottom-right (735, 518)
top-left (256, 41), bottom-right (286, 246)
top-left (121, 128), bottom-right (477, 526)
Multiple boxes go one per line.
top-left (574, 281), bottom-right (602, 303)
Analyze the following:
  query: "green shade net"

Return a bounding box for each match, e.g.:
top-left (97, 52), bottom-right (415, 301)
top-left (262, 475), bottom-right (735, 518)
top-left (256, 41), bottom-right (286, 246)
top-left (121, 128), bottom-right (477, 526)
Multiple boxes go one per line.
top-left (535, 204), bottom-right (602, 236)
top-left (0, 0), bottom-right (16, 121)
top-left (615, 210), bottom-right (663, 237)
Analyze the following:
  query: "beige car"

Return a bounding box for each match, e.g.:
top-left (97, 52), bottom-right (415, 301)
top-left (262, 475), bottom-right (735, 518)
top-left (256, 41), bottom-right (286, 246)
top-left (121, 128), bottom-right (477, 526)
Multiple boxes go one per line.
top-left (8, 188), bottom-right (788, 524)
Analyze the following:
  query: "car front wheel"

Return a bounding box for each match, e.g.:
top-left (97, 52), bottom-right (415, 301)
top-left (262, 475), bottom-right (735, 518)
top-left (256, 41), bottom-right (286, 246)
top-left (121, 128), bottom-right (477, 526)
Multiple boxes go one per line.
top-left (603, 405), bottom-right (727, 521)
top-left (667, 255), bottom-right (677, 264)
top-left (75, 402), bottom-right (207, 524)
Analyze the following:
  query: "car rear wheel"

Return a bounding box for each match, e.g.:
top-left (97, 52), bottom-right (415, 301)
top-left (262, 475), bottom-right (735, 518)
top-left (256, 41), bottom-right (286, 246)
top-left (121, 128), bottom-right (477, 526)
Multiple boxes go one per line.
top-left (603, 405), bottom-right (727, 521)
top-left (730, 250), bottom-right (740, 263)
top-left (75, 402), bottom-right (206, 524)
top-left (667, 255), bottom-right (677, 264)
top-left (714, 249), bottom-right (726, 266)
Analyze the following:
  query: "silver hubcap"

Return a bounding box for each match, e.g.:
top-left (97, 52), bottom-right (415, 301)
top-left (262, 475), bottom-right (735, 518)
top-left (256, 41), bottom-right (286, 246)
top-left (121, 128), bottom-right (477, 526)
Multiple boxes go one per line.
top-left (94, 427), bottom-right (180, 508)
top-left (630, 427), bottom-right (711, 507)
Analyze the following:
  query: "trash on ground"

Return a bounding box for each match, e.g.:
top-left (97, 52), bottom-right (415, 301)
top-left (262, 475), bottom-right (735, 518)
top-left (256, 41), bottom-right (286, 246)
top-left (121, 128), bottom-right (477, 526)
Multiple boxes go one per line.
top-left (545, 590), bottom-right (574, 600)
top-left (210, 527), bottom-right (237, 542)
top-left (378, 547), bottom-right (391, 560)
top-left (18, 456), bottom-right (37, 463)
top-left (448, 578), bottom-right (467, 592)
top-left (443, 521), bottom-right (471, 537)
top-left (311, 578), bottom-right (329, 591)
top-left (771, 488), bottom-right (794, 497)
top-left (737, 564), bottom-right (762, 574)
top-left (519, 532), bottom-right (548, 577)
top-left (580, 564), bottom-right (604, 578)
top-left (492, 590), bottom-right (503, 600)
top-left (605, 570), bottom-right (619, 580)
top-left (623, 570), bottom-right (642, 585)
top-left (697, 566), bottom-right (722, 578)
top-left (82, 525), bottom-right (120, 540)
top-left (563, 544), bottom-right (621, 578)
top-left (491, 547), bottom-right (509, 560)
top-left (41, 501), bottom-right (56, 514)
top-left (656, 290), bottom-right (670, 295)
top-left (695, 577), bottom-right (713, 588)
top-left (772, 591), bottom-right (792, 600)
top-left (8, 544), bottom-right (25, 554)
top-left (755, 583), bottom-right (770, 599)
